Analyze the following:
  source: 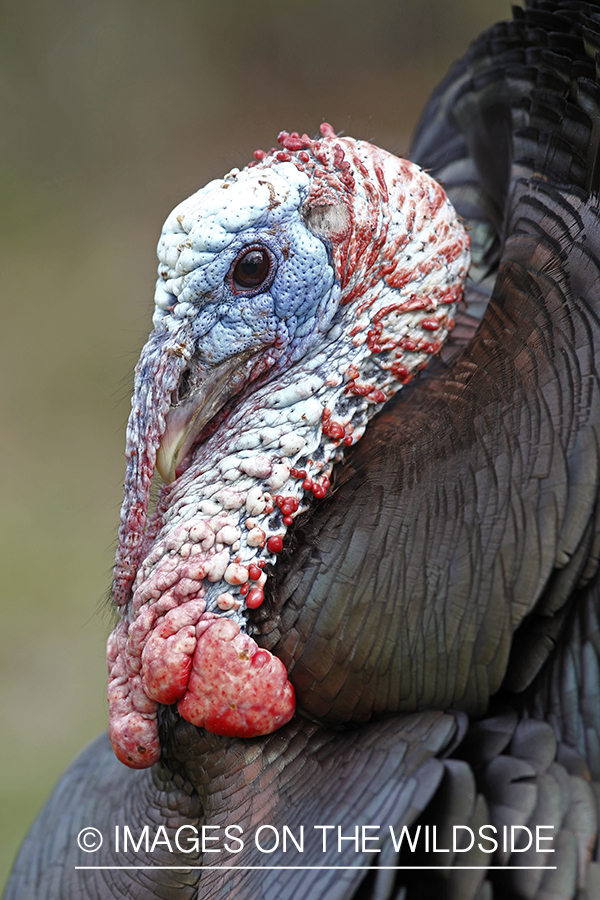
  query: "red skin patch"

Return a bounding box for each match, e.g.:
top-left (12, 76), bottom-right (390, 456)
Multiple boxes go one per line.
top-left (107, 622), bottom-right (161, 769)
top-left (246, 587), bottom-right (265, 608)
top-left (108, 601), bottom-right (295, 767)
top-left (177, 618), bottom-right (295, 737)
top-left (108, 705), bottom-right (161, 770)
top-left (141, 600), bottom-right (206, 704)
top-left (266, 535), bottom-right (284, 554)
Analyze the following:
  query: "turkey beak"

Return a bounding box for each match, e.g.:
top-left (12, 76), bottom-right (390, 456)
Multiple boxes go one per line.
top-left (156, 350), bottom-right (256, 484)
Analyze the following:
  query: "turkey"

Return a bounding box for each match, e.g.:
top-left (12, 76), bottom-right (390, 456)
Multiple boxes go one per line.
top-left (5, 1), bottom-right (600, 898)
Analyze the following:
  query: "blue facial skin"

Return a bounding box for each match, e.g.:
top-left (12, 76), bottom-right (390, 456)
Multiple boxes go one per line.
top-left (159, 209), bottom-right (340, 373)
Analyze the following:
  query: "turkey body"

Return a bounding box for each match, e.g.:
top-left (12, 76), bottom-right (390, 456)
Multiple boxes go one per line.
top-left (5, 2), bottom-right (600, 899)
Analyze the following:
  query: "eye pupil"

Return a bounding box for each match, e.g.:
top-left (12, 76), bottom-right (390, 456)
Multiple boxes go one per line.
top-left (233, 249), bottom-right (271, 289)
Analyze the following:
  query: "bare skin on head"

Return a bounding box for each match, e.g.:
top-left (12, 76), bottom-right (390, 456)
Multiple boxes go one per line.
top-left (107, 124), bottom-right (470, 768)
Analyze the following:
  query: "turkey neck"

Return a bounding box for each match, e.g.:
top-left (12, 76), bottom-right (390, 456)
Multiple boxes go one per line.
top-left (256, 180), bottom-right (600, 728)
top-left (154, 704), bottom-right (461, 825)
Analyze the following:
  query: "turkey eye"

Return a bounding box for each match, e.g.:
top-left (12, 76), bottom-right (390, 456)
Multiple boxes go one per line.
top-left (232, 248), bottom-right (271, 291)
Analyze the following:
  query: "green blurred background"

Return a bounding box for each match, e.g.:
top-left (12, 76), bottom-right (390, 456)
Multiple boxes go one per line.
top-left (0, 0), bottom-right (511, 889)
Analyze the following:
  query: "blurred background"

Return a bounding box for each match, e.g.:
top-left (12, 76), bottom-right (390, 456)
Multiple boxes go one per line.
top-left (0, 0), bottom-right (510, 888)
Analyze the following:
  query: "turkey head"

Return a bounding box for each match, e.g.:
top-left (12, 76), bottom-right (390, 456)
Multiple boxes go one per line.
top-left (107, 124), bottom-right (469, 768)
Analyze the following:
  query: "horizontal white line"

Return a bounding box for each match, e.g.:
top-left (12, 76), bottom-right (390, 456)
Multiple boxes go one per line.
top-left (75, 866), bottom-right (558, 871)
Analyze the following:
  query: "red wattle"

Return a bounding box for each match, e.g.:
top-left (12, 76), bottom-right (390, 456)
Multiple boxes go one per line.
top-left (177, 617), bottom-right (295, 737)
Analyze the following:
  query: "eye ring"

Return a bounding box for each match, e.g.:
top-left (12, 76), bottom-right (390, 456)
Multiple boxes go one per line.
top-left (229, 246), bottom-right (274, 294)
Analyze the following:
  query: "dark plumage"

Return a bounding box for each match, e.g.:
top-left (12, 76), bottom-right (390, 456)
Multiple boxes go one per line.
top-left (6, 3), bottom-right (600, 898)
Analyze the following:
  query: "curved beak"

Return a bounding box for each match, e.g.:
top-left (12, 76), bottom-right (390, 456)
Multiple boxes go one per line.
top-left (156, 349), bottom-right (257, 483)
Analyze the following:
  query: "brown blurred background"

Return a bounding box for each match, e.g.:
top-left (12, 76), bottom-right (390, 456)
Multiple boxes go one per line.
top-left (0, 0), bottom-right (511, 888)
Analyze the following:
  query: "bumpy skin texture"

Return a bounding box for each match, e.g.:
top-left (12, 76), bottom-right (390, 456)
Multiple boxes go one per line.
top-left (7, 3), bottom-right (600, 899)
top-left (107, 129), bottom-right (469, 767)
